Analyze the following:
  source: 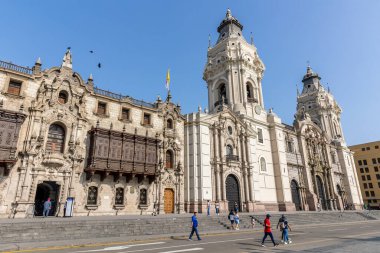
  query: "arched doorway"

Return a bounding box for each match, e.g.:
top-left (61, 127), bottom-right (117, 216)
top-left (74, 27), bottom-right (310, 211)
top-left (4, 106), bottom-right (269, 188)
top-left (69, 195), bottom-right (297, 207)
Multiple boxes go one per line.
top-left (290, 180), bottom-right (301, 211)
top-left (316, 176), bottom-right (327, 210)
top-left (34, 181), bottom-right (60, 216)
top-left (225, 174), bottom-right (240, 212)
top-left (164, 188), bottom-right (175, 213)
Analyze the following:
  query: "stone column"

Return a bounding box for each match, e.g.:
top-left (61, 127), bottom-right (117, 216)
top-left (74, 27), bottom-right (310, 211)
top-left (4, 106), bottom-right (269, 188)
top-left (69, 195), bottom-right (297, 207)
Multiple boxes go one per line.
top-left (214, 127), bottom-right (220, 201)
top-left (245, 136), bottom-right (253, 202)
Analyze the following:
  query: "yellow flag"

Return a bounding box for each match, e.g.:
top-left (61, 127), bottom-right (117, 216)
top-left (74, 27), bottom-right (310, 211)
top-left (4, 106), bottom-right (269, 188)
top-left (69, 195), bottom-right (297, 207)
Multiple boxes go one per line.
top-left (165, 69), bottom-right (170, 90)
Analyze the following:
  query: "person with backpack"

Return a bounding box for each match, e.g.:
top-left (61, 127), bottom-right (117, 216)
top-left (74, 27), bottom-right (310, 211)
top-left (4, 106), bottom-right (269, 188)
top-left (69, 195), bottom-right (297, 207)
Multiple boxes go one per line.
top-left (276, 214), bottom-right (287, 242)
top-left (283, 220), bottom-right (292, 244)
top-left (261, 214), bottom-right (278, 247)
top-left (228, 210), bottom-right (235, 230)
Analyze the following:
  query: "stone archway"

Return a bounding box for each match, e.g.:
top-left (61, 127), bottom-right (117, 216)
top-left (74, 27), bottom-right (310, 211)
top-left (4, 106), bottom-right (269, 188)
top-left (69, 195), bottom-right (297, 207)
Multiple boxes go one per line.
top-left (290, 180), bottom-right (301, 211)
top-left (225, 174), bottom-right (240, 212)
top-left (34, 181), bottom-right (60, 216)
top-left (316, 176), bottom-right (327, 210)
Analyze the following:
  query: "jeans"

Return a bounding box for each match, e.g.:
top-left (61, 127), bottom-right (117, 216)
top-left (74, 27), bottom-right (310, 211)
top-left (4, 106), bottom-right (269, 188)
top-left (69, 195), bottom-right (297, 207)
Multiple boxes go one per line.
top-left (283, 229), bottom-right (289, 242)
top-left (262, 232), bottom-right (276, 245)
top-left (43, 208), bottom-right (50, 217)
top-left (207, 207), bottom-right (210, 216)
top-left (215, 208), bottom-right (219, 215)
top-left (189, 226), bottom-right (201, 240)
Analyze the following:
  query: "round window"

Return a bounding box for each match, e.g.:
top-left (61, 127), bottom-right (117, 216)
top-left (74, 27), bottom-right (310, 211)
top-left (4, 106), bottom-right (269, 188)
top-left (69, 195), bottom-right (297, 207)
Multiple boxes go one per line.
top-left (228, 126), bottom-right (233, 135)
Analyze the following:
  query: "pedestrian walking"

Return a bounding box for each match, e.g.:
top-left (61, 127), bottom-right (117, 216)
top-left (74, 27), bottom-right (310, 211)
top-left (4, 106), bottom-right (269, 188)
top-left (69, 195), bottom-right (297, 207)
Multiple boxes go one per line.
top-left (234, 212), bottom-right (240, 230)
top-left (228, 210), bottom-right (235, 230)
top-left (188, 212), bottom-right (201, 241)
top-left (215, 202), bottom-right (220, 216)
top-left (261, 214), bottom-right (278, 247)
top-left (276, 214), bottom-right (287, 243)
top-left (234, 202), bottom-right (239, 212)
top-left (43, 198), bottom-right (51, 217)
top-left (317, 202), bottom-right (321, 212)
top-left (283, 221), bottom-right (292, 244)
top-left (250, 216), bottom-right (256, 228)
top-left (207, 200), bottom-right (211, 216)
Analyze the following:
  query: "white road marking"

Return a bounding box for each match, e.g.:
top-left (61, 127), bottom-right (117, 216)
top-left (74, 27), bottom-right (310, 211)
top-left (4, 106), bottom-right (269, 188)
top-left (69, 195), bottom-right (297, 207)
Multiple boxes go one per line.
top-left (327, 228), bottom-right (347, 231)
top-left (116, 238), bottom-right (252, 253)
top-left (74, 242), bottom-right (166, 252)
top-left (158, 248), bottom-right (203, 253)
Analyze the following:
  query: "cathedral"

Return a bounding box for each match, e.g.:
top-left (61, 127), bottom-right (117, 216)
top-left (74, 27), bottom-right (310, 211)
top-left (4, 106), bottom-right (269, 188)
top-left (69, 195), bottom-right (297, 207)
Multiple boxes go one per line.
top-left (0, 10), bottom-right (362, 218)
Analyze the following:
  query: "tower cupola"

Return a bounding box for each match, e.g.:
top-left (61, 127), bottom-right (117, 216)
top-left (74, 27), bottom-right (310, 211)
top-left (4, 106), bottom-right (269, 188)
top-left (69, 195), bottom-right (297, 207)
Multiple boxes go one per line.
top-left (217, 9), bottom-right (244, 43)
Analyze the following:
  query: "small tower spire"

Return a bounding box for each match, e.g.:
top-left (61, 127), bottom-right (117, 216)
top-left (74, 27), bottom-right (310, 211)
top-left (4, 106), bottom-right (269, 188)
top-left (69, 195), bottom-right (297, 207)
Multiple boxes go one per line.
top-left (33, 57), bottom-right (42, 75)
top-left (62, 47), bottom-right (73, 69)
top-left (208, 34), bottom-right (211, 48)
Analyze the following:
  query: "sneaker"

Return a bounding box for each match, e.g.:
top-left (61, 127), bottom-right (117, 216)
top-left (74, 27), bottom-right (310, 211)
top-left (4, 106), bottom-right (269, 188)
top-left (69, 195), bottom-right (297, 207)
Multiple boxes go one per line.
top-left (198, 238), bottom-right (202, 241)
top-left (261, 244), bottom-right (266, 247)
top-left (274, 244), bottom-right (279, 247)
top-left (188, 239), bottom-right (192, 241)
top-left (289, 241), bottom-right (292, 244)
top-left (281, 240), bottom-right (284, 243)
top-left (284, 242), bottom-right (288, 245)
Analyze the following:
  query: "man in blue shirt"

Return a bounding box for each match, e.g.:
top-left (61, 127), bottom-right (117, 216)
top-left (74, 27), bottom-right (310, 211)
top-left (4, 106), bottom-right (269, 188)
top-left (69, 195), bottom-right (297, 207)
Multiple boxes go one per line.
top-left (188, 212), bottom-right (201, 241)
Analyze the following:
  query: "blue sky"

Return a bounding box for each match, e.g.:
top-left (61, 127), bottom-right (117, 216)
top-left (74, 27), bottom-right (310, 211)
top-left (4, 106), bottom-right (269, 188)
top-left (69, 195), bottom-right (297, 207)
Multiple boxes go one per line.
top-left (1, 0), bottom-right (379, 145)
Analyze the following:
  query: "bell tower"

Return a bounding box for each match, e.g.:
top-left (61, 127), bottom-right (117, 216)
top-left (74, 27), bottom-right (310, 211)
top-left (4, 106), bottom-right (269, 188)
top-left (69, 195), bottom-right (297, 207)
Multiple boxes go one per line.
top-left (203, 9), bottom-right (265, 116)
top-left (297, 66), bottom-right (345, 142)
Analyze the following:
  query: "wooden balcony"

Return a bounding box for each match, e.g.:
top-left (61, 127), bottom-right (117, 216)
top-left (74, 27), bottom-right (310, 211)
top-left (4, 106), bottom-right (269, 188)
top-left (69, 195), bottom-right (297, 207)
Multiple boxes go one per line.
top-left (85, 127), bottom-right (160, 182)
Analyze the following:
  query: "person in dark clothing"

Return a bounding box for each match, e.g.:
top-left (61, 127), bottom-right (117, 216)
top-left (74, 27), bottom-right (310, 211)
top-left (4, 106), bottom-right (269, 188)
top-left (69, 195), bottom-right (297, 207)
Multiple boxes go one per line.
top-left (277, 214), bottom-right (287, 242)
top-left (188, 212), bottom-right (201, 241)
top-left (234, 202), bottom-right (239, 212)
top-left (228, 210), bottom-right (235, 229)
top-left (261, 214), bottom-right (278, 247)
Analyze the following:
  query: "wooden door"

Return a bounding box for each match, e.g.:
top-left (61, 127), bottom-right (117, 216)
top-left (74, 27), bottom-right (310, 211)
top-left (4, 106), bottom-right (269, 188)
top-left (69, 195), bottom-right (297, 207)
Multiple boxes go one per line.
top-left (164, 189), bottom-right (174, 213)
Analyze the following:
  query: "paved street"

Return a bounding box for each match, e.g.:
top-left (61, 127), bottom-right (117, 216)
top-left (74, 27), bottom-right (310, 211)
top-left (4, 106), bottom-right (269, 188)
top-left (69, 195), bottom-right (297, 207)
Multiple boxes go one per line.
top-left (7, 220), bottom-right (380, 253)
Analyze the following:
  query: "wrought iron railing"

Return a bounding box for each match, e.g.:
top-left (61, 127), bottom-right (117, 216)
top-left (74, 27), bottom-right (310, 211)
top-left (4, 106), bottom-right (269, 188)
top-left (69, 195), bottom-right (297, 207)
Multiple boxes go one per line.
top-left (94, 87), bottom-right (155, 108)
top-left (226, 155), bottom-right (239, 161)
top-left (0, 60), bottom-right (32, 75)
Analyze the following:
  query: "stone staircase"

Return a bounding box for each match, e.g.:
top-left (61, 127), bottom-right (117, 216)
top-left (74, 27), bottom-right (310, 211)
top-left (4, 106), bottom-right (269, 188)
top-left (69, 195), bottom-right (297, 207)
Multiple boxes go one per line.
top-left (0, 212), bottom-right (374, 244)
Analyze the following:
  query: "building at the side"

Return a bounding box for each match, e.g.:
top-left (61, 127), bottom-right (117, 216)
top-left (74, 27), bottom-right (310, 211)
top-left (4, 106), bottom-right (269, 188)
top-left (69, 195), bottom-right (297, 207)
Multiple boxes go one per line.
top-left (349, 141), bottom-right (380, 209)
top-left (0, 52), bottom-right (185, 217)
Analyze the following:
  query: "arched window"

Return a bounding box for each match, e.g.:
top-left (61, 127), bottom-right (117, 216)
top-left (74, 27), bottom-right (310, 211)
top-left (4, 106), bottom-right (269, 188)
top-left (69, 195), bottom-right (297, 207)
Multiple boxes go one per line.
top-left (246, 84), bottom-right (252, 98)
top-left (218, 84), bottom-right (227, 101)
top-left (226, 145), bottom-right (233, 156)
top-left (115, 187), bottom-right (124, 205)
top-left (140, 189), bottom-right (147, 205)
top-left (260, 157), bottom-right (266, 172)
top-left (166, 150), bottom-right (174, 169)
top-left (58, 91), bottom-right (68, 104)
top-left (167, 119), bottom-right (173, 129)
top-left (87, 186), bottom-right (98, 205)
top-left (46, 124), bottom-right (65, 153)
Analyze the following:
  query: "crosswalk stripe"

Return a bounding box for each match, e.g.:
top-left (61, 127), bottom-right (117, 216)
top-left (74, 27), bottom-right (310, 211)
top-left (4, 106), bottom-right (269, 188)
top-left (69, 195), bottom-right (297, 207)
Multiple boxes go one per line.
top-left (158, 248), bottom-right (204, 253)
top-left (73, 242), bottom-right (166, 252)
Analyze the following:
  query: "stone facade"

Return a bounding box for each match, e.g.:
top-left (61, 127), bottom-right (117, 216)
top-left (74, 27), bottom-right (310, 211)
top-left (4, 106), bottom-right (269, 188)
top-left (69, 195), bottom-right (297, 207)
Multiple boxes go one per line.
top-left (0, 53), bottom-right (185, 218)
top-left (0, 9), bottom-right (363, 218)
top-left (184, 9), bottom-right (363, 213)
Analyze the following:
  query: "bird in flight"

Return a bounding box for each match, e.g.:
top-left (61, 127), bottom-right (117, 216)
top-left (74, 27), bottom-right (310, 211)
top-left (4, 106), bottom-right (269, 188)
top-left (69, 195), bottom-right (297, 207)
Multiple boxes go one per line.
top-left (89, 50), bottom-right (94, 53)
top-left (97, 63), bottom-right (102, 68)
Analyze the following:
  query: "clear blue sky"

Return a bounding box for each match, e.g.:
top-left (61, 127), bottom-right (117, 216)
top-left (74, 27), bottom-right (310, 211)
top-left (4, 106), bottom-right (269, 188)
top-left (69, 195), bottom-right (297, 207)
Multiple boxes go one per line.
top-left (1, 0), bottom-right (379, 145)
